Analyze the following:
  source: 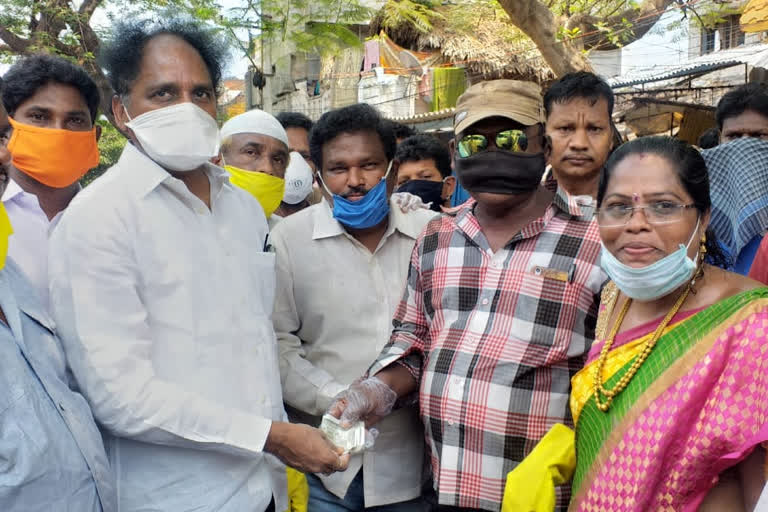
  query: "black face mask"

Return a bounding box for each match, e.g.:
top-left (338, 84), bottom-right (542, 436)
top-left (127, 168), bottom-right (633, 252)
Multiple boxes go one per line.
top-left (454, 151), bottom-right (546, 195)
top-left (396, 179), bottom-right (445, 211)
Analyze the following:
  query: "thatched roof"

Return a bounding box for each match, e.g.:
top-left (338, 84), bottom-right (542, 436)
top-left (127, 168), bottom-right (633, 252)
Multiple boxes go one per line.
top-left (369, 4), bottom-right (554, 84)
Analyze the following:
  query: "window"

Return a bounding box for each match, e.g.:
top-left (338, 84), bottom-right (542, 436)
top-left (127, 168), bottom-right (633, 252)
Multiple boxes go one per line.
top-left (701, 15), bottom-right (745, 54)
top-left (720, 15), bottom-right (745, 49)
top-left (701, 14), bottom-right (744, 55)
top-left (701, 28), bottom-right (716, 54)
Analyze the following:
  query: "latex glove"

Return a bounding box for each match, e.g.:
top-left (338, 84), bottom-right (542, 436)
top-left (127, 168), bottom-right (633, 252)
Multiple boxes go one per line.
top-left (328, 376), bottom-right (397, 428)
top-left (391, 191), bottom-right (431, 213)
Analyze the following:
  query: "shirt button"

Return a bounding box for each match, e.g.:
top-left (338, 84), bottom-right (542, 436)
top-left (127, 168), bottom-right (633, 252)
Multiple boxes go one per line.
top-left (481, 298), bottom-right (489, 306)
top-left (447, 419), bottom-right (455, 426)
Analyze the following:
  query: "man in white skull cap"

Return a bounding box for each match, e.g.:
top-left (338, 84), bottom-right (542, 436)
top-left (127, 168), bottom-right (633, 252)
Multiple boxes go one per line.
top-left (275, 151), bottom-right (314, 218)
top-left (220, 109), bottom-right (292, 228)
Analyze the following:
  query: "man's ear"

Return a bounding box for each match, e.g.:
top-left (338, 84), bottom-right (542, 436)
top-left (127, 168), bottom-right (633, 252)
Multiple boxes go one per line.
top-left (111, 95), bottom-right (131, 138)
top-left (448, 138), bottom-right (456, 170)
top-left (543, 134), bottom-right (553, 162)
top-left (316, 171), bottom-right (332, 205)
top-left (442, 175), bottom-right (456, 201)
top-left (386, 159), bottom-right (400, 195)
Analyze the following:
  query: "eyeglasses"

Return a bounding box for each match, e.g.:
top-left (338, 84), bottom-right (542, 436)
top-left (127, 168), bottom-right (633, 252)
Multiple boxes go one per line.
top-left (457, 129), bottom-right (529, 158)
top-left (597, 202), bottom-right (697, 227)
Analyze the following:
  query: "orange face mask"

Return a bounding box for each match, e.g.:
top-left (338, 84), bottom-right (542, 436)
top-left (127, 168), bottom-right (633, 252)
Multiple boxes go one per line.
top-left (6, 117), bottom-right (99, 188)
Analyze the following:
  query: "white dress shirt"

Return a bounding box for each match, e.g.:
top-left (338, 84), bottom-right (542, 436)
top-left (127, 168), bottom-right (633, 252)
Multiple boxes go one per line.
top-left (271, 198), bottom-right (434, 506)
top-left (49, 143), bottom-right (287, 512)
top-left (3, 179), bottom-right (56, 310)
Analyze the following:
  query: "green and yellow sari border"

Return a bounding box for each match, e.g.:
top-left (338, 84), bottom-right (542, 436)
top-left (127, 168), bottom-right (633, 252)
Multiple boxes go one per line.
top-left (570, 288), bottom-right (768, 507)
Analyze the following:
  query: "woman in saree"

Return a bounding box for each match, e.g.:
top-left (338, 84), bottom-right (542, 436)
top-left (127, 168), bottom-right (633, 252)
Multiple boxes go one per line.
top-left (502, 136), bottom-right (768, 512)
top-left (570, 136), bottom-right (768, 511)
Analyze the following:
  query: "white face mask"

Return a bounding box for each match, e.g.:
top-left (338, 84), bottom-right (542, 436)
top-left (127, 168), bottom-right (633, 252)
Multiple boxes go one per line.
top-left (124, 102), bottom-right (220, 172)
top-left (600, 218), bottom-right (701, 302)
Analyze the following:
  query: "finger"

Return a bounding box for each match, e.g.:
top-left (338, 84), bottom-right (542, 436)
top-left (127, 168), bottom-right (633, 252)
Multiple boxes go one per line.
top-left (337, 453), bottom-right (350, 472)
top-left (363, 414), bottom-right (383, 429)
top-left (331, 444), bottom-right (345, 456)
top-left (339, 408), bottom-right (360, 428)
top-left (327, 399), bottom-right (347, 419)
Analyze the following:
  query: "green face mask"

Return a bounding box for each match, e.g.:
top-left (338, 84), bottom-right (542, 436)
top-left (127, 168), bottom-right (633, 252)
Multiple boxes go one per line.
top-left (225, 165), bottom-right (285, 218)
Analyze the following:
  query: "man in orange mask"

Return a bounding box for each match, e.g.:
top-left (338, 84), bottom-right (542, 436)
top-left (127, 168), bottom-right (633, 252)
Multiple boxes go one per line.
top-left (1, 55), bottom-right (101, 309)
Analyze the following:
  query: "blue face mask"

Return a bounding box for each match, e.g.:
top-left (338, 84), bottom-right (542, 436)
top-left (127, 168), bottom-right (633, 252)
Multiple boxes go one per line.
top-left (321, 161), bottom-right (392, 229)
top-left (600, 218), bottom-right (700, 302)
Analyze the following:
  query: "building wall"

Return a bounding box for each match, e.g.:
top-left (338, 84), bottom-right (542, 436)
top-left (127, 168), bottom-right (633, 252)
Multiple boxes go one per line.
top-left (590, 49), bottom-right (623, 78)
top-left (687, 0), bottom-right (758, 58)
top-left (357, 73), bottom-right (419, 119)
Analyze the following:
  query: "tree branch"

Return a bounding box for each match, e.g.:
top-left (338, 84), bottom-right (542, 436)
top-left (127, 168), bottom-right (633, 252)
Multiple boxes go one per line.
top-left (498, 0), bottom-right (592, 76)
top-left (0, 26), bottom-right (31, 53)
top-left (78, 0), bottom-right (103, 22)
top-left (574, 0), bottom-right (677, 50)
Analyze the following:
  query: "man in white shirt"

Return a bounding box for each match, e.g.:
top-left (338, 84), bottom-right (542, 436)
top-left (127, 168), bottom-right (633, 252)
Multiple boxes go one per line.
top-left (48, 19), bottom-right (347, 512)
top-left (0, 55), bottom-right (101, 309)
top-left (220, 109), bottom-right (291, 229)
top-left (272, 103), bottom-right (433, 511)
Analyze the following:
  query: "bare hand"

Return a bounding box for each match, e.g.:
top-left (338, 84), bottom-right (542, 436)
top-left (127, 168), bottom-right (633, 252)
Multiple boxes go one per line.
top-left (265, 422), bottom-right (350, 475)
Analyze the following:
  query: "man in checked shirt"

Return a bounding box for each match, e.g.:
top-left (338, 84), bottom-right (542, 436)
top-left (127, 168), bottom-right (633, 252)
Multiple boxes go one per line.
top-left (331, 80), bottom-right (607, 511)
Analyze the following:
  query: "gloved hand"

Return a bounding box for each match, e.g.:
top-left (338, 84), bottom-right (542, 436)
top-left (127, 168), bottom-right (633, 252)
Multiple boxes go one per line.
top-left (328, 376), bottom-right (398, 428)
top-left (391, 192), bottom-right (431, 213)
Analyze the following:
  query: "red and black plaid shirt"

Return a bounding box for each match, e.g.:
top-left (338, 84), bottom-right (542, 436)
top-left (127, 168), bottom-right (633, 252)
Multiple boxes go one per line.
top-left (370, 185), bottom-right (606, 511)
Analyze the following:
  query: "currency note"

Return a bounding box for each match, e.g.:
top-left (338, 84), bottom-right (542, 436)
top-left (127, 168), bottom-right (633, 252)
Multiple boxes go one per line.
top-left (320, 414), bottom-right (366, 454)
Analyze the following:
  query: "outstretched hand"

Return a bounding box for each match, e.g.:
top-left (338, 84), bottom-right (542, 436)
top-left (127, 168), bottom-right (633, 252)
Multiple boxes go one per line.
top-left (328, 377), bottom-right (398, 428)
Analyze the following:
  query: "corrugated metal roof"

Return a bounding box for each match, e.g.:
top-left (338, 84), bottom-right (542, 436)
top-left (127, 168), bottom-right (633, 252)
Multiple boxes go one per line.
top-left (609, 60), bottom-right (742, 88)
top-left (609, 43), bottom-right (768, 89)
top-left (390, 107), bottom-right (455, 123)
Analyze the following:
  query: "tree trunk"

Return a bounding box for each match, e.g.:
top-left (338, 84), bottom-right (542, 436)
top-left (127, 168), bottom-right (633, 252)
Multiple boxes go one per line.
top-left (498, 0), bottom-right (677, 77)
top-left (497, 0), bottom-right (593, 77)
top-left (85, 60), bottom-right (119, 127)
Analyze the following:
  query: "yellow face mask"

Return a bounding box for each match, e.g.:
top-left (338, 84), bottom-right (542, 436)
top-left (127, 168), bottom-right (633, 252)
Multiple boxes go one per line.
top-left (225, 165), bottom-right (285, 218)
top-left (0, 203), bottom-right (13, 272)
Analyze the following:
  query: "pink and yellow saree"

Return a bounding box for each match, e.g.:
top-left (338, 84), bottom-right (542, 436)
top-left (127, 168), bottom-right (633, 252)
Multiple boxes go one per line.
top-left (569, 284), bottom-right (768, 511)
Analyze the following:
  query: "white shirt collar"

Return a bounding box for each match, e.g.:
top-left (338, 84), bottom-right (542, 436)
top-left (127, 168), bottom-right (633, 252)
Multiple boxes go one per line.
top-left (2, 179), bottom-right (26, 203)
top-left (312, 196), bottom-right (427, 241)
top-left (118, 142), bottom-right (230, 202)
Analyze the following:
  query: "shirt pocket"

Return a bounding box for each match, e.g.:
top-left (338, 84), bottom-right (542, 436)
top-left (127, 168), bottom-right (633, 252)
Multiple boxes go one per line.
top-left (509, 264), bottom-right (584, 349)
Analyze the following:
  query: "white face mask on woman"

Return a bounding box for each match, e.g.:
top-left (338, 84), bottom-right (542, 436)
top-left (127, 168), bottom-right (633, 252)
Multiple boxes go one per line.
top-left (600, 218), bottom-right (700, 302)
top-left (125, 102), bottom-right (220, 172)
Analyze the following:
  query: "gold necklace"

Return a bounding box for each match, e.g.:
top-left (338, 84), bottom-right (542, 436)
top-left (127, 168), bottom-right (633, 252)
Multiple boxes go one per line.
top-left (592, 284), bottom-right (692, 412)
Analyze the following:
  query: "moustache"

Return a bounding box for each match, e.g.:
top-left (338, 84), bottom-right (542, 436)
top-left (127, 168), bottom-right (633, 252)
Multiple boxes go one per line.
top-left (340, 186), bottom-right (371, 199)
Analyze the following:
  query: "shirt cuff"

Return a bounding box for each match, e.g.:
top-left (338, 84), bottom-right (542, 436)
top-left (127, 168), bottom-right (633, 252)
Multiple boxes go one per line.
top-left (227, 411), bottom-right (274, 453)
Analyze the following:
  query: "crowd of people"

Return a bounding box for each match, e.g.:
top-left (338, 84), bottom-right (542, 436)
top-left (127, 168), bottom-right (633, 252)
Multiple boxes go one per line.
top-left (3, 15), bottom-right (768, 512)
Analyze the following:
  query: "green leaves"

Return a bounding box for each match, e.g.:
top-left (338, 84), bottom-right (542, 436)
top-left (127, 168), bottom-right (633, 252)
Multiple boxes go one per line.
top-left (81, 119), bottom-right (126, 186)
top-left (293, 22), bottom-right (364, 55)
top-left (557, 25), bottom-right (582, 41)
top-left (381, 0), bottom-right (443, 34)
